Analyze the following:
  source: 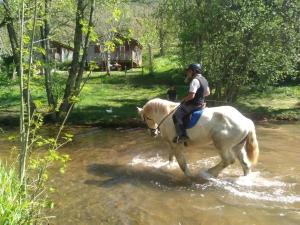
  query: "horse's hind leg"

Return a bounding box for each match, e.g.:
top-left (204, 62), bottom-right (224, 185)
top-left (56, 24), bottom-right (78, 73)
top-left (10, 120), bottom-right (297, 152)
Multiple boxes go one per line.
top-left (233, 142), bottom-right (251, 176)
top-left (206, 149), bottom-right (235, 178)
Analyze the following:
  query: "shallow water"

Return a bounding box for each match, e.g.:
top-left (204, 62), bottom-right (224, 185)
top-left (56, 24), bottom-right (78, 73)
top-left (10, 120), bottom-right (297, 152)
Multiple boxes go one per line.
top-left (1, 123), bottom-right (300, 224)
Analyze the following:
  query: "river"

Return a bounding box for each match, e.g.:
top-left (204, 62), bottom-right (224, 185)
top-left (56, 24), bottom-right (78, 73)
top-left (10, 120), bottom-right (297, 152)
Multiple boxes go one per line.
top-left (1, 122), bottom-right (300, 224)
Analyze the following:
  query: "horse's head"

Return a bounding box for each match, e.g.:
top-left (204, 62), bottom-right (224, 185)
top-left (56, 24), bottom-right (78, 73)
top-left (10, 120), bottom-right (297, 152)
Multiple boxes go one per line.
top-left (137, 106), bottom-right (159, 137)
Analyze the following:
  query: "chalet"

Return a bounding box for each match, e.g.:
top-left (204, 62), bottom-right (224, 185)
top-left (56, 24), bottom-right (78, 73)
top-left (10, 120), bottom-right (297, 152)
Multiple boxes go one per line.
top-left (49, 41), bottom-right (73, 63)
top-left (86, 37), bottom-right (142, 70)
top-left (48, 37), bottom-right (142, 71)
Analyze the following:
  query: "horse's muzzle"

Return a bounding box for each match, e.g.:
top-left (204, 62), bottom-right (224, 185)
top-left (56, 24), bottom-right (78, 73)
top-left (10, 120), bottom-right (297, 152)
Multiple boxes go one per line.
top-left (149, 128), bottom-right (160, 137)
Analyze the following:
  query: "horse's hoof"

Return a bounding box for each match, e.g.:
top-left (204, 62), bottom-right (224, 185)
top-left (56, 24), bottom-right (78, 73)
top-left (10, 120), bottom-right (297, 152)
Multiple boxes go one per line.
top-left (199, 171), bottom-right (213, 180)
top-left (243, 169), bottom-right (251, 176)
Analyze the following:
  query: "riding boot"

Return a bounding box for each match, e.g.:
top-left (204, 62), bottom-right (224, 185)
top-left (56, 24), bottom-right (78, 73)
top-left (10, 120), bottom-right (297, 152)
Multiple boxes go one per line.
top-left (173, 123), bottom-right (189, 143)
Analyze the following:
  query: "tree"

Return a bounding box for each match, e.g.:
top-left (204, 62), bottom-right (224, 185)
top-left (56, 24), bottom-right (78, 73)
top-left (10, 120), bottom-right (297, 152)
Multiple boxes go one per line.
top-left (92, 1), bottom-right (131, 75)
top-left (165, 0), bottom-right (299, 101)
top-left (40, 0), bottom-right (57, 116)
top-left (1, 0), bottom-right (20, 80)
top-left (2, 0), bottom-right (71, 222)
top-left (58, 0), bottom-right (96, 118)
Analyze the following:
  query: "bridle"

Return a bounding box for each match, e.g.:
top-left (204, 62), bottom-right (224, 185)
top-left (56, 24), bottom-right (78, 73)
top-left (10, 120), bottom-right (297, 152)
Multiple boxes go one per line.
top-left (142, 104), bottom-right (181, 135)
top-left (143, 115), bottom-right (158, 134)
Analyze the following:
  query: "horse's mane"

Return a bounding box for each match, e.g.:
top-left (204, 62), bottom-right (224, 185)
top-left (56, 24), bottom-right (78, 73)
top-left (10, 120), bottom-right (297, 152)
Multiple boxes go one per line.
top-left (143, 98), bottom-right (179, 116)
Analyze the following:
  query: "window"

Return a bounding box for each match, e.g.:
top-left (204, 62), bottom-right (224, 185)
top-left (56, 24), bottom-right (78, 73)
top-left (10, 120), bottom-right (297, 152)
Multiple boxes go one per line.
top-left (94, 45), bottom-right (100, 53)
top-left (120, 46), bottom-right (125, 60)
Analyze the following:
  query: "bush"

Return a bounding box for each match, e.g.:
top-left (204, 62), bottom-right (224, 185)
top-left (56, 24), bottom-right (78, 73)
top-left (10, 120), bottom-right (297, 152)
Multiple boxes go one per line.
top-left (0, 55), bottom-right (15, 77)
top-left (54, 61), bottom-right (72, 71)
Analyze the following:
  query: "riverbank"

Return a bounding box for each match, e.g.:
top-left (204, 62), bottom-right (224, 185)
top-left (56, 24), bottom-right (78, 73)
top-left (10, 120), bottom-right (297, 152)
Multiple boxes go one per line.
top-left (0, 67), bottom-right (299, 127)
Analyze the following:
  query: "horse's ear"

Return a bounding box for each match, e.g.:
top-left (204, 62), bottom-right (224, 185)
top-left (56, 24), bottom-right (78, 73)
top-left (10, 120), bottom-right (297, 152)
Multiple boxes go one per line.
top-left (137, 107), bottom-right (143, 114)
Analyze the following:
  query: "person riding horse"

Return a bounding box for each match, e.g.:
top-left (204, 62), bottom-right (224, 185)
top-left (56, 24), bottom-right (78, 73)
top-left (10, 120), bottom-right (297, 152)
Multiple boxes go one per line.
top-left (172, 63), bottom-right (210, 143)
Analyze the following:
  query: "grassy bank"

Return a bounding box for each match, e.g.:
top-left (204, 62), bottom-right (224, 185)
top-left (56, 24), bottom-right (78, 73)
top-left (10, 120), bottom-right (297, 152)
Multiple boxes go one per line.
top-left (236, 85), bottom-right (300, 121)
top-left (0, 162), bottom-right (33, 224)
top-left (0, 56), bottom-right (299, 126)
top-left (0, 56), bottom-right (185, 127)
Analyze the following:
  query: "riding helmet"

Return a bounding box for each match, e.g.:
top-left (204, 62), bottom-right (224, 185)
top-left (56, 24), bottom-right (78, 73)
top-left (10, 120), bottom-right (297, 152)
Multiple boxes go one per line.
top-left (187, 63), bottom-right (202, 73)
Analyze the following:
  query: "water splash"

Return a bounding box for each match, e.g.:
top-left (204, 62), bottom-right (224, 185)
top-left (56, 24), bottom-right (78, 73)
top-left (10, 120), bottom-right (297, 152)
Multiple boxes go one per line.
top-left (204, 176), bottom-right (300, 204)
top-left (129, 154), bottom-right (179, 169)
top-left (129, 154), bottom-right (218, 170)
top-left (129, 154), bottom-right (300, 204)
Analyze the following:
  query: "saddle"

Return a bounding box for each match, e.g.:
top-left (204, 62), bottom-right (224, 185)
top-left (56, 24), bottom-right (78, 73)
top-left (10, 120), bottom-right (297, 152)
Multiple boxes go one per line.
top-left (183, 108), bottom-right (205, 129)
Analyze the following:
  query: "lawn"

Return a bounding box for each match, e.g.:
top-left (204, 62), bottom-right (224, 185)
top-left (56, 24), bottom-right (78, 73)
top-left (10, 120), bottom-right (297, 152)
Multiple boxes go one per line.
top-left (236, 85), bottom-right (300, 121)
top-left (0, 65), bottom-right (187, 126)
top-left (0, 56), bottom-right (299, 126)
top-left (64, 67), bottom-right (187, 126)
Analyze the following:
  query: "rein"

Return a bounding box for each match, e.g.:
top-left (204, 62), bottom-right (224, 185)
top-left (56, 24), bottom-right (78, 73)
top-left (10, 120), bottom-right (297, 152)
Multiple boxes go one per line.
top-left (156, 104), bottom-right (181, 130)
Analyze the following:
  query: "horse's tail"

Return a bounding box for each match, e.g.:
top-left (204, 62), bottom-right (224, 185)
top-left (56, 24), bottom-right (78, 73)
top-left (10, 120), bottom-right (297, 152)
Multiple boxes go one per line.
top-left (245, 123), bottom-right (259, 165)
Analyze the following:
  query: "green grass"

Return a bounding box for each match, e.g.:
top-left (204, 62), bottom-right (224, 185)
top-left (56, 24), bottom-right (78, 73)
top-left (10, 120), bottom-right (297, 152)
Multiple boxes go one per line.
top-left (0, 56), bottom-right (188, 126)
top-left (69, 66), bottom-right (187, 125)
top-left (236, 85), bottom-right (300, 120)
top-left (0, 161), bottom-right (33, 224)
top-left (0, 56), bottom-right (299, 125)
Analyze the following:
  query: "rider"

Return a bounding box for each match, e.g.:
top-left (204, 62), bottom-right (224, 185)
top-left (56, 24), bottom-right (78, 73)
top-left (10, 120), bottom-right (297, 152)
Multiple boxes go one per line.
top-left (172, 63), bottom-right (210, 143)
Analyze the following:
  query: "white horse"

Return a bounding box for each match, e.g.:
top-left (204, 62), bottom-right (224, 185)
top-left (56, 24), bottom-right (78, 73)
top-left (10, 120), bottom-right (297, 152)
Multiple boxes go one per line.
top-left (137, 98), bottom-right (259, 178)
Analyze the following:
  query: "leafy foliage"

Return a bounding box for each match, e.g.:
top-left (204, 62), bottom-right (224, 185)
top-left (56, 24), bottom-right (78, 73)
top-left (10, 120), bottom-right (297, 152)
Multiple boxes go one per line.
top-left (164, 0), bottom-right (299, 101)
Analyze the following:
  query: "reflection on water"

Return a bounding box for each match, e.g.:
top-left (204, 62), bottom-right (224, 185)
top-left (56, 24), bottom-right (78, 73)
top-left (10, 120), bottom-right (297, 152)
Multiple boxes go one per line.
top-left (1, 123), bottom-right (300, 225)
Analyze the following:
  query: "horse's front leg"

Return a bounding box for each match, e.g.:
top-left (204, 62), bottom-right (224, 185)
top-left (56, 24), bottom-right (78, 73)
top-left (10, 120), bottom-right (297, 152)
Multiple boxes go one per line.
top-left (172, 145), bottom-right (192, 177)
top-left (166, 142), bottom-right (175, 164)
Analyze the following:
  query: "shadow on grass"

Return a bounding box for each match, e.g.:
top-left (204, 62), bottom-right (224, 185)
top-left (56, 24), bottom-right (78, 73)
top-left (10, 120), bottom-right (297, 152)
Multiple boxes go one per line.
top-left (236, 103), bottom-right (300, 121)
top-left (88, 68), bottom-right (184, 86)
top-left (0, 94), bottom-right (20, 109)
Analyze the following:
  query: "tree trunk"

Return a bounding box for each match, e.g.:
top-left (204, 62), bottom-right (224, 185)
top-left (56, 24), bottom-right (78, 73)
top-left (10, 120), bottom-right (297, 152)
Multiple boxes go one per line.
top-left (12, 65), bottom-right (16, 80)
top-left (59, 0), bottom-right (95, 119)
top-left (59, 0), bottom-right (84, 117)
top-left (18, 0), bottom-right (27, 185)
top-left (75, 0), bottom-right (95, 93)
top-left (181, 43), bottom-right (186, 63)
top-left (40, 0), bottom-right (57, 119)
top-left (22, 89), bottom-right (36, 117)
top-left (106, 52), bottom-right (111, 76)
top-left (213, 82), bottom-right (222, 101)
top-left (3, 0), bottom-right (20, 77)
top-left (6, 22), bottom-right (20, 76)
top-left (148, 43), bottom-right (153, 75)
top-left (158, 27), bottom-right (165, 56)
top-left (4, 0), bottom-right (35, 113)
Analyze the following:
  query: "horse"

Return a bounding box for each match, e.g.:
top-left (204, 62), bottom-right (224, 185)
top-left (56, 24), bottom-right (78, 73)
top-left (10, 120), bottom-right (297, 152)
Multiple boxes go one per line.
top-left (137, 98), bottom-right (259, 179)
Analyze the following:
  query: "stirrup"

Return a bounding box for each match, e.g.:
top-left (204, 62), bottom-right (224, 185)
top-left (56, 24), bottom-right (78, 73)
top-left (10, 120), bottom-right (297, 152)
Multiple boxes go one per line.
top-left (173, 136), bottom-right (179, 143)
top-left (173, 136), bottom-right (189, 144)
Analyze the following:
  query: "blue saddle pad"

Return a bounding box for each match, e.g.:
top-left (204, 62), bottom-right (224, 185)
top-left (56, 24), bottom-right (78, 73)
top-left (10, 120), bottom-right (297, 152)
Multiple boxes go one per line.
top-left (186, 109), bottom-right (204, 129)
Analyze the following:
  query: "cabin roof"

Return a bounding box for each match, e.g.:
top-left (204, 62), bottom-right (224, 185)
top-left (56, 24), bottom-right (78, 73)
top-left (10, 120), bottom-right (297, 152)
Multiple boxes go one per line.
top-left (50, 40), bottom-right (74, 51)
top-left (115, 33), bottom-right (143, 49)
top-left (91, 33), bottom-right (143, 49)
